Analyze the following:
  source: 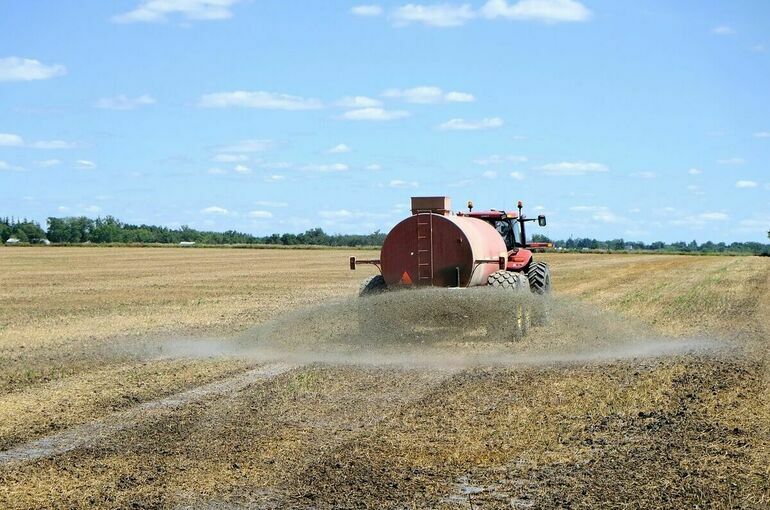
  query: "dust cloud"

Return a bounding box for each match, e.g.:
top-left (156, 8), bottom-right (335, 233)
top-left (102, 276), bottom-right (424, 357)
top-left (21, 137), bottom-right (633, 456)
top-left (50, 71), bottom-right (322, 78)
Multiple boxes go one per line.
top-left (157, 288), bottom-right (720, 368)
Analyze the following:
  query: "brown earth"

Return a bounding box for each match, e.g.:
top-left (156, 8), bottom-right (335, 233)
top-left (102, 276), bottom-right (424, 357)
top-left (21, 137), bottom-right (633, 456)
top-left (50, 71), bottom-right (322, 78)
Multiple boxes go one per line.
top-left (0, 247), bottom-right (767, 509)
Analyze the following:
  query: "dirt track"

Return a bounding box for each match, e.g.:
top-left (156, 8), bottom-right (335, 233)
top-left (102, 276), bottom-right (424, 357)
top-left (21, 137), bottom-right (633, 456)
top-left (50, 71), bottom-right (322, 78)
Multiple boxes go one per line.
top-left (0, 248), bottom-right (767, 508)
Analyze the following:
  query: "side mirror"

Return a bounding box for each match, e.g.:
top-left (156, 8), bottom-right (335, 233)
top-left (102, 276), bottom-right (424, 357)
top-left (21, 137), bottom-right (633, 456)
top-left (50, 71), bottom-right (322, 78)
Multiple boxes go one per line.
top-left (538, 215), bottom-right (547, 227)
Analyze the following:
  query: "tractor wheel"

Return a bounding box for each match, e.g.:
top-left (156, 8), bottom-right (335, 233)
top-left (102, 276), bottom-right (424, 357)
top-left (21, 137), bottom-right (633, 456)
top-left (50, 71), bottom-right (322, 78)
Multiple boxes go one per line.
top-left (527, 262), bottom-right (552, 295)
top-left (487, 270), bottom-right (528, 291)
top-left (359, 274), bottom-right (387, 297)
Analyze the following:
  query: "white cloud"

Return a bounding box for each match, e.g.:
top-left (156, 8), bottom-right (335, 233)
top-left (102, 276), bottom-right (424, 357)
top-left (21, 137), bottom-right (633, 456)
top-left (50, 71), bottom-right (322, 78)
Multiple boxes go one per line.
top-left (481, 0), bottom-right (591, 23)
top-left (220, 139), bottom-right (274, 153)
top-left (76, 160), bottom-right (97, 169)
top-left (57, 206), bottom-right (70, 213)
top-left (682, 212), bottom-right (729, 224)
top-left (233, 164), bottom-right (251, 174)
top-left (254, 200), bottom-right (288, 207)
top-left (482, 170), bottom-right (497, 179)
top-left (0, 161), bottom-right (24, 172)
top-left (301, 163), bottom-right (349, 172)
top-left (352, 4), bottom-right (383, 16)
top-left (717, 157), bottom-right (745, 165)
top-left (383, 86), bottom-right (474, 103)
top-left (688, 168), bottom-right (702, 175)
top-left (336, 95), bottom-right (383, 108)
top-left (389, 179), bottom-right (419, 188)
top-left (0, 133), bottom-right (24, 146)
top-left (327, 143), bottom-right (352, 154)
top-left (212, 153), bottom-right (248, 162)
top-left (341, 108), bottom-right (409, 121)
top-left (247, 210), bottom-right (273, 219)
top-left (569, 205), bottom-right (623, 223)
top-left (83, 205), bottom-right (102, 214)
top-left (391, 3), bottom-right (476, 27)
top-left (208, 167), bottom-right (227, 175)
top-left (438, 117), bottom-right (503, 130)
top-left (539, 161), bottom-right (608, 176)
top-left (509, 171), bottom-right (525, 180)
top-left (753, 131), bottom-right (770, 138)
top-left (94, 94), bottom-right (156, 110)
top-left (35, 159), bottom-right (61, 167)
top-left (113, 0), bottom-right (241, 23)
top-left (365, 163), bottom-right (382, 171)
top-left (199, 91), bottom-right (322, 110)
top-left (30, 140), bottom-right (78, 149)
top-left (712, 25), bottom-right (734, 35)
top-left (474, 154), bottom-right (527, 165)
top-left (630, 171), bottom-right (656, 179)
top-left (735, 180), bottom-right (758, 188)
top-left (201, 206), bottom-right (229, 215)
top-left (0, 57), bottom-right (66, 81)
top-left (319, 209), bottom-right (354, 219)
top-left (264, 175), bottom-right (286, 182)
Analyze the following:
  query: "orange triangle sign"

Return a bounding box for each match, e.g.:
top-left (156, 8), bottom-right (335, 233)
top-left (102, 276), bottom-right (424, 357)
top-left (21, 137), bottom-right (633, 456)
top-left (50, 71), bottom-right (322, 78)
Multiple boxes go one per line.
top-left (400, 271), bottom-right (413, 285)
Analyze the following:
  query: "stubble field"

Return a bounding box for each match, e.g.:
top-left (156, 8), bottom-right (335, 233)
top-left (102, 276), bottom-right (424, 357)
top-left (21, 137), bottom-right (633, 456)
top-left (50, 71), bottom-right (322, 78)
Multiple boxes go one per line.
top-left (0, 247), bottom-right (767, 509)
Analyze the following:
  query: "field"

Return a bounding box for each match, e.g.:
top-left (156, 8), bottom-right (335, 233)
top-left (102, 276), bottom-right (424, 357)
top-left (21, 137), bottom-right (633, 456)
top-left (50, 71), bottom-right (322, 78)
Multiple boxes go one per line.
top-left (0, 247), bottom-right (768, 509)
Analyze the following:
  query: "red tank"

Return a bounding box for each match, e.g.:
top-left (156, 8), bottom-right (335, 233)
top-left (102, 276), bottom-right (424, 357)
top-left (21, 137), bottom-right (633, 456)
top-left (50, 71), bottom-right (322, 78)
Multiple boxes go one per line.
top-left (380, 209), bottom-right (507, 288)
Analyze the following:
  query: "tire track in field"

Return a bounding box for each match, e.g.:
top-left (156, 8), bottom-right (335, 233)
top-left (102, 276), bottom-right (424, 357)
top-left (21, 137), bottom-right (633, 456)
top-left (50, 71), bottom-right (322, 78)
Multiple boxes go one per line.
top-left (0, 362), bottom-right (295, 466)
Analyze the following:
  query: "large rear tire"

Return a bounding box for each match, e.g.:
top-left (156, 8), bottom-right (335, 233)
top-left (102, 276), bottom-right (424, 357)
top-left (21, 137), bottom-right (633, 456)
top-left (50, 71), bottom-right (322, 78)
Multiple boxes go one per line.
top-left (527, 262), bottom-right (551, 295)
top-left (487, 270), bottom-right (529, 339)
top-left (359, 274), bottom-right (387, 297)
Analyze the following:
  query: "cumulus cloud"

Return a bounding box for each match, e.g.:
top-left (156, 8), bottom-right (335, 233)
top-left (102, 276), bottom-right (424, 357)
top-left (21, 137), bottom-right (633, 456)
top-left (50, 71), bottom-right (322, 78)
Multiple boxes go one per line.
top-left (201, 206), bottom-right (229, 215)
top-left (753, 131), bottom-right (770, 138)
top-left (212, 153), bottom-right (249, 162)
top-left (717, 157), bottom-right (745, 165)
top-left (0, 160), bottom-right (24, 172)
top-left (0, 57), bottom-right (66, 81)
top-left (233, 164), bottom-right (251, 174)
top-left (219, 139), bottom-right (274, 153)
top-left (351, 4), bottom-right (383, 16)
top-left (365, 163), bottom-right (382, 171)
top-left (335, 96), bottom-right (383, 108)
top-left (509, 171), bottom-right (525, 180)
top-left (388, 179), bottom-right (419, 188)
top-left (113, 0), bottom-right (241, 23)
top-left (199, 91), bottom-right (322, 110)
top-left (630, 171), bottom-right (656, 179)
top-left (76, 160), bottom-right (97, 169)
top-left (474, 154), bottom-right (528, 165)
top-left (247, 210), bottom-right (273, 218)
top-left (383, 86), bottom-right (474, 103)
top-left (735, 180), bottom-right (758, 188)
top-left (264, 175), bottom-right (286, 182)
top-left (688, 168), bottom-right (702, 175)
top-left (94, 94), bottom-right (156, 110)
top-left (482, 170), bottom-right (497, 179)
top-left (673, 212), bottom-right (729, 226)
top-left (327, 143), bottom-right (352, 154)
top-left (481, 0), bottom-right (591, 23)
top-left (391, 3), bottom-right (476, 27)
top-left (319, 209), bottom-right (354, 219)
top-left (301, 163), bottom-right (349, 172)
top-left (711, 25), bottom-right (734, 35)
top-left (341, 108), bottom-right (410, 121)
top-left (0, 133), bottom-right (24, 146)
top-left (438, 117), bottom-right (503, 130)
top-left (539, 161), bottom-right (608, 176)
top-left (569, 205), bottom-right (623, 223)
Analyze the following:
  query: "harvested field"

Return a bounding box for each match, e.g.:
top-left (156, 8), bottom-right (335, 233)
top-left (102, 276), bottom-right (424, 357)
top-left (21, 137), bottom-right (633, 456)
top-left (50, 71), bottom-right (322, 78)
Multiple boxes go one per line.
top-left (0, 247), bottom-right (768, 508)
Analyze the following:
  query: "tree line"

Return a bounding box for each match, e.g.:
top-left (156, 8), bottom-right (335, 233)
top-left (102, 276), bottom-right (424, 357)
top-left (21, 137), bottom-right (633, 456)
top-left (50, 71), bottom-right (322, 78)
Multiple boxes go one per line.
top-left (1, 216), bottom-right (768, 254)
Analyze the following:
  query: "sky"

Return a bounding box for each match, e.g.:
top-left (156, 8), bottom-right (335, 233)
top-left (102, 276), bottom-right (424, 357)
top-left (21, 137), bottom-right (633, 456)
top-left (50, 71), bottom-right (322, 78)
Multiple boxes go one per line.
top-left (1, 0), bottom-right (769, 243)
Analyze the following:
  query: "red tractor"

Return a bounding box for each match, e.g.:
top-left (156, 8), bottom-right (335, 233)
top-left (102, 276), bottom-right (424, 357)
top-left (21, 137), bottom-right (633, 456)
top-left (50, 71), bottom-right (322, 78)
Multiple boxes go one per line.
top-left (350, 196), bottom-right (552, 296)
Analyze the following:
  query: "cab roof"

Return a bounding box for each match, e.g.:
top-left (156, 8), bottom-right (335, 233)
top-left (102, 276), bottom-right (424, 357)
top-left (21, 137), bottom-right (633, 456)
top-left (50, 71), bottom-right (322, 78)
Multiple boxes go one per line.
top-left (457, 210), bottom-right (518, 220)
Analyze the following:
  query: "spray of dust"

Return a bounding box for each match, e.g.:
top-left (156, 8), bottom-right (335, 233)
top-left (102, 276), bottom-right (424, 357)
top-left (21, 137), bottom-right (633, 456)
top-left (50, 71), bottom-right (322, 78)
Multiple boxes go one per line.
top-left (156, 288), bottom-right (721, 368)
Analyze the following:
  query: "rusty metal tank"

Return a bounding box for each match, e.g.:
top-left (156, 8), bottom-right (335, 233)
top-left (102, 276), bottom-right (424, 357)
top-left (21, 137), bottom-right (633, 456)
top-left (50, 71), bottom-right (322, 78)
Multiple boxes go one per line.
top-left (381, 198), bottom-right (507, 287)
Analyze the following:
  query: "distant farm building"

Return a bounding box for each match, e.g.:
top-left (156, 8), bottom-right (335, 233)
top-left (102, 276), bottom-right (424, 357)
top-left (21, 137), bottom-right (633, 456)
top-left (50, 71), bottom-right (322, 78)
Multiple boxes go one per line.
top-left (5, 237), bottom-right (21, 245)
top-left (179, 241), bottom-right (196, 247)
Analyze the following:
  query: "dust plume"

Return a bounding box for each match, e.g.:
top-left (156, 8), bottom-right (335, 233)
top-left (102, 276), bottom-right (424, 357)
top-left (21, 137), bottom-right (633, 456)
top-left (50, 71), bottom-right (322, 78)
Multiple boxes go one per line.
top-left (158, 288), bottom-right (721, 367)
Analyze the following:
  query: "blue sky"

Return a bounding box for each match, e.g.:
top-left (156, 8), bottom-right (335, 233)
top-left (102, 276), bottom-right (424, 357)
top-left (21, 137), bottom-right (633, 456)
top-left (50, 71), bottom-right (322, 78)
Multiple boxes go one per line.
top-left (1, 0), bottom-right (768, 242)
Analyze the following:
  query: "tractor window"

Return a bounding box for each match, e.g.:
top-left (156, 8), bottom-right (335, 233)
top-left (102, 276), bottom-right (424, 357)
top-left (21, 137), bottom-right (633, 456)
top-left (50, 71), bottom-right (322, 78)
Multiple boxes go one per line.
top-left (494, 220), bottom-right (519, 250)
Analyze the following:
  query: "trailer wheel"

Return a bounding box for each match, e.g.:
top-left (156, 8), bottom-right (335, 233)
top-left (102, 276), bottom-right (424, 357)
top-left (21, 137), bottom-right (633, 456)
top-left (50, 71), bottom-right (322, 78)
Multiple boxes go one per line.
top-left (527, 262), bottom-right (551, 295)
top-left (487, 270), bottom-right (527, 291)
top-left (359, 274), bottom-right (387, 297)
